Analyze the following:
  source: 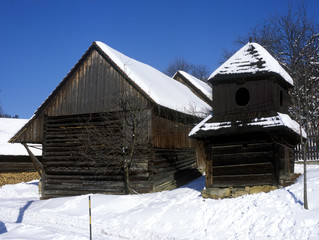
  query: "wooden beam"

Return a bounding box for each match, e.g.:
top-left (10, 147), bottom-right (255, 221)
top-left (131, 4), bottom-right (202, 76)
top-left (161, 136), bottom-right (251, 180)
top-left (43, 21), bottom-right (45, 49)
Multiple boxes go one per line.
top-left (22, 142), bottom-right (43, 176)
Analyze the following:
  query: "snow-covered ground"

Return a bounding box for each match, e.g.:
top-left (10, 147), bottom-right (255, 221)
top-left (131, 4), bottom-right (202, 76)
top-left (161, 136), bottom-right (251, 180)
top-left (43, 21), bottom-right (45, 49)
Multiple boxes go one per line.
top-left (0, 118), bottom-right (41, 156)
top-left (0, 164), bottom-right (318, 240)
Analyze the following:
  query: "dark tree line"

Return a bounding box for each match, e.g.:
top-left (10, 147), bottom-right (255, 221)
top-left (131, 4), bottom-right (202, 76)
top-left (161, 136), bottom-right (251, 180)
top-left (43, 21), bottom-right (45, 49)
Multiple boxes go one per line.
top-left (164, 57), bottom-right (211, 81)
top-left (0, 89), bottom-right (19, 118)
top-left (0, 113), bottom-right (19, 118)
top-left (0, 105), bottom-right (19, 118)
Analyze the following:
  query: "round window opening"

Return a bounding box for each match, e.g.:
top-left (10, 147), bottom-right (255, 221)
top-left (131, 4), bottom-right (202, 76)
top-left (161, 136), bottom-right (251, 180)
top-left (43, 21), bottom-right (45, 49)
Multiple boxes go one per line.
top-left (236, 87), bottom-right (250, 106)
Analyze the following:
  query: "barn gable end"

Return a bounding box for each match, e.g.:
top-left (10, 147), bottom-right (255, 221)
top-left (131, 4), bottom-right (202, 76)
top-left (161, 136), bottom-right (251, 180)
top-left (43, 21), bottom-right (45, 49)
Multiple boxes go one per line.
top-left (10, 46), bottom-right (151, 144)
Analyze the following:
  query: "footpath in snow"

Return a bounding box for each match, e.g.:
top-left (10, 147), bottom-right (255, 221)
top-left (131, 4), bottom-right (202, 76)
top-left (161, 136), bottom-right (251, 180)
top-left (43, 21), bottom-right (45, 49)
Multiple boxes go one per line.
top-left (0, 164), bottom-right (318, 240)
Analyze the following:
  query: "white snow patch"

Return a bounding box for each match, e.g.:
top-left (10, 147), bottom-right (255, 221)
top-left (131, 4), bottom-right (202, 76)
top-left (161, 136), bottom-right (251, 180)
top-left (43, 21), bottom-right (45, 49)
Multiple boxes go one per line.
top-left (188, 114), bottom-right (213, 137)
top-left (278, 112), bottom-right (307, 138)
top-left (0, 118), bottom-right (42, 156)
top-left (0, 164), bottom-right (318, 239)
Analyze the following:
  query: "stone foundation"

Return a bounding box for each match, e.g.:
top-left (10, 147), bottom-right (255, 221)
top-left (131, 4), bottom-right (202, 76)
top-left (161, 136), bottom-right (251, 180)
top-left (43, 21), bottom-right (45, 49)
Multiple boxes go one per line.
top-left (202, 185), bottom-right (278, 199)
top-left (202, 173), bottom-right (302, 199)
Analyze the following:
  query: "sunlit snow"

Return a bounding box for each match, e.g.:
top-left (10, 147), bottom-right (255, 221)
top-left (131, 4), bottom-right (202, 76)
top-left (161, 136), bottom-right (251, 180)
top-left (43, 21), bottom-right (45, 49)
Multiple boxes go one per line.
top-left (0, 118), bottom-right (41, 156)
top-left (0, 164), bottom-right (318, 239)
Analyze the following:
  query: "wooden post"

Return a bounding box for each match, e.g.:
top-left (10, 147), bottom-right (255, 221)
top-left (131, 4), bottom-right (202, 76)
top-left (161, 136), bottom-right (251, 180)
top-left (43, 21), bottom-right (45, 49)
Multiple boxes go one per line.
top-left (21, 142), bottom-right (43, 176)
top-left (89, 196), bottom-right (92, 240)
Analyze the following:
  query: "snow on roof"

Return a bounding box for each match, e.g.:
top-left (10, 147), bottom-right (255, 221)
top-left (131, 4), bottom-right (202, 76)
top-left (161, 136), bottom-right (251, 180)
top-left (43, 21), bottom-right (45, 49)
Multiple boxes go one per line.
top-left (0, 118), bottom-right (42, 156)
top-left (208, 42), bottom-right (293, 86)
top-left (173, 70), bottom-right (212, 100)
top-left (95, 41), bottom-right (210, 117)
top-left (188, 113), bottom-right (213, 137)
top-left (189, 113), bottom-right (306, 138)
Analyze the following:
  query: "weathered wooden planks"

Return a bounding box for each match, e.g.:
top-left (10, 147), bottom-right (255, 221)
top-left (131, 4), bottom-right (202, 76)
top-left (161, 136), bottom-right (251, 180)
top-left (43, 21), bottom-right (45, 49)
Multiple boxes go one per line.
top-left (206, 142), bottom-right (276, 188)
top-left (42, 112), bottom-right (152, 198)
top-left (40, 112), bottom-right (203, 198)
top-left (0, 155), bottom-right (39, 173)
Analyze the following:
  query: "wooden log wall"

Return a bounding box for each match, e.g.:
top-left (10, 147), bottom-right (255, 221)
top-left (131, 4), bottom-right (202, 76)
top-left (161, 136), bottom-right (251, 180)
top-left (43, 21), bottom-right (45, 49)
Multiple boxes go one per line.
top-left (42, 113), bottom-right (152, 198)
top-left (0, 155), bottom-right (39, 173)
top-left (207, 142), bottom-right (276, 188)
top-left (274, 144), bottom-right (295, 177)
top-left (151, 113), bottom-right (207, 168)
top-left (151, 148), bottom-right (201, 192)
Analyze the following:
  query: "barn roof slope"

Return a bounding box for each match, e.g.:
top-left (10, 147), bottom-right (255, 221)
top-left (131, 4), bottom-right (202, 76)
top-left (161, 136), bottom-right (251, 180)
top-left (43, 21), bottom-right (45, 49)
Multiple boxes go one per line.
top-left (95, 41), bottom-right (210, 116)
top-left (208, 42), bottom-right (293, 87)
top-left (173, 70), bottom-right (212, 101)
top-left (1, 118), bottom-right (41, 156)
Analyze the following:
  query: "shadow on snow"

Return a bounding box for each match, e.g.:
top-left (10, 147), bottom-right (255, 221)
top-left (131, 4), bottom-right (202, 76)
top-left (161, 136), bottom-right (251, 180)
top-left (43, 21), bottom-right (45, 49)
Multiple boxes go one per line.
top-left (16, 201), bottom-right (34, 223)
top-left (0, 221), bottom-right (7, 234)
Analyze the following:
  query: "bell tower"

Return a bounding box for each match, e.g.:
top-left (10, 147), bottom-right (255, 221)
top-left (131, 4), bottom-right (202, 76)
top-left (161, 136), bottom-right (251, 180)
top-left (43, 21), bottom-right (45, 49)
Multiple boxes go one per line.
top-left (210, 42), bottom-right (293, 122)
top-left (189, 42), bottom-right (305, 199)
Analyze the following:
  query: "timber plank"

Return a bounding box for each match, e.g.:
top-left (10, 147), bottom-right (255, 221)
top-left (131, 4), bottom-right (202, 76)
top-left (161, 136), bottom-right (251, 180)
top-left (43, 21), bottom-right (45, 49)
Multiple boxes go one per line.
top-left (212, 162), bottom-right (274, 176)
top-left (212, 151), bottom-right (273, 166)
top-left (211, 173), bottom-right (275, 187)
top-left (211, 143), bottom-right (273, 155)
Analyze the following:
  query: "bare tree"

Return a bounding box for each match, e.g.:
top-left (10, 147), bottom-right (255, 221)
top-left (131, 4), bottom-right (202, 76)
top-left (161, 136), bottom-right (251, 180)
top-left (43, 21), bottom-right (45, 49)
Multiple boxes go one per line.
top-left (165, 57), bottom-right (192, 77)
top-left (165, 57), bottom-right (210, 81)
top-left (191, 64), bottom-right (210, 81)
top-left (76, 90), bottom-right (150, 194)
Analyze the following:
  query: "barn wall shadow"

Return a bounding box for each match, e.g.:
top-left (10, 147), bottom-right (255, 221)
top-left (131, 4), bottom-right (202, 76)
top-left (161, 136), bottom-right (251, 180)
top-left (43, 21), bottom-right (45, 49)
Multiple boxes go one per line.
top-left (174, 169), bottom-right (204, 191)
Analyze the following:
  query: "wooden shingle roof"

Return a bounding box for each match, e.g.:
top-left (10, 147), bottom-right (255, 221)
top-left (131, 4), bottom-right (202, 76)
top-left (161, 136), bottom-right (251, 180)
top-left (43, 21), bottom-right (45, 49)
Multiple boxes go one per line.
top-left (208, 42), bottom-right (293, 88)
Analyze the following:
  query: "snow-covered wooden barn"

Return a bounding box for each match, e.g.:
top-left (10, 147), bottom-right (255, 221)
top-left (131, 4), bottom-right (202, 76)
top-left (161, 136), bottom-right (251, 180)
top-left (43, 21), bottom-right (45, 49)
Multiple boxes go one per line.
top-left (173, 70), bottom-right (212, 106)
top-left (0, 118), bottom-right (41, 173)
top-left (189, 42), bottom-right (305, 198)
top-left (9, 41), bottom-right (210, 198)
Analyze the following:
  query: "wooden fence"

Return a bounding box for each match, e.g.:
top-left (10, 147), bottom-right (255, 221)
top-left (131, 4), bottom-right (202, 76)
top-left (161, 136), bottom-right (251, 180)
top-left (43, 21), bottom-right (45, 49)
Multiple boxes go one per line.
top-left (295, 131), bottom-right (319, 161)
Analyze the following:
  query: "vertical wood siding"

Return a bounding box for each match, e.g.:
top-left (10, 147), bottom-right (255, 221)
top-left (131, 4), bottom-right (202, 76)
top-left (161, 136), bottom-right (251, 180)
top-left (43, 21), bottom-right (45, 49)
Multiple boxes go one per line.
top-left (151, 113), bottom-right (206, 168)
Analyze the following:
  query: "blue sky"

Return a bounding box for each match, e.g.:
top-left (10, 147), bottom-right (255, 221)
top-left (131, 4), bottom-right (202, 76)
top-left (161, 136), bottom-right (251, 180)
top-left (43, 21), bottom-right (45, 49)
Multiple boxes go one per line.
top-left (1, 0), bottom-right (319, 119)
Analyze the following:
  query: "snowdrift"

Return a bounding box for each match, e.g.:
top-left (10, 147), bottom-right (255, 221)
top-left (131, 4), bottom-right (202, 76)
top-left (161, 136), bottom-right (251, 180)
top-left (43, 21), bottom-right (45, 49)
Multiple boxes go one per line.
top-left (0, 164), bottom-right (318, 239)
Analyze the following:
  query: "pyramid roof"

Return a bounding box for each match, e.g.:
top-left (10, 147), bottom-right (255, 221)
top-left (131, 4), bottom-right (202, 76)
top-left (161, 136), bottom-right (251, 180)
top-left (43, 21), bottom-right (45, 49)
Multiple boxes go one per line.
top-left (208, 42), bottom-right (293, 87)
